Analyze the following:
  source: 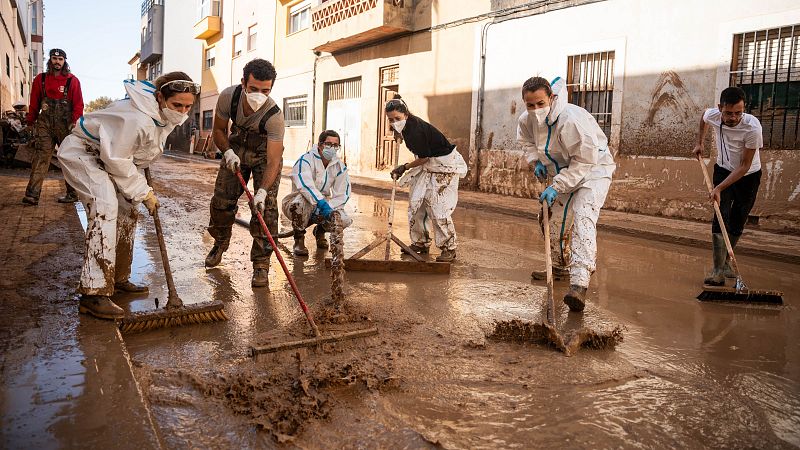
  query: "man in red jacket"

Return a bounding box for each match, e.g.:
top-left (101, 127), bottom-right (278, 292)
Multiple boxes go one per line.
top-left (22, 48), bottom-right (84, 205)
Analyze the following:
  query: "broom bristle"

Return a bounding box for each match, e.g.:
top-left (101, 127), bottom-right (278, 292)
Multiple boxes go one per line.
top-left (119, 302), bottom-right (228, 333)
top-left (697, 288), bottom-right (783, 305)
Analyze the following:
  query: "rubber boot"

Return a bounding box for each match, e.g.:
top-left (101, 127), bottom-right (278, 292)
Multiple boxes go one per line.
top-left (204, 241), bottom-right (229, 267)
top-left (722, 234), bottom-right (740, 278)
top-left (21, 196), bottom-right (38, 205)
top-left (293, 232), bottom-right (309, 256)
top-left (703, 233), bottom-right (726, 286)
top-left (531, 265), bottom-right (569, 281)
top-left (114, 280), bottom-right (149, 293)
top-left (252, 264), bottom-right (269, 288)
top-left (402, 244), bottom-right (429, 255)
top-left (314, 225), bottom-right (328, 250)
top-left (436, 248), bottom-right (457, 262)
top-left (79, 295), bottom-right (125, 320)
top-left (57, 192), bottom-right (79, 203)
top-left (563, 285), bottom-right (587, 312)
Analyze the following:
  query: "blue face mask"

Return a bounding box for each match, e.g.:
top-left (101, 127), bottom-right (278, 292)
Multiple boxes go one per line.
top-left (321, 145), bottom-right (337, 160)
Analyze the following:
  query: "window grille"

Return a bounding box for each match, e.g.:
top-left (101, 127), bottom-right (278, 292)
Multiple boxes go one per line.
top-left (284, 96), bottom-right (308, 127)
top-left (566, 51), bottom-right (615, 138)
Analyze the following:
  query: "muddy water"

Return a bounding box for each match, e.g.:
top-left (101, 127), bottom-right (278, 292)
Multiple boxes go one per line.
top-left (120, 157), bottom-right (799, 449)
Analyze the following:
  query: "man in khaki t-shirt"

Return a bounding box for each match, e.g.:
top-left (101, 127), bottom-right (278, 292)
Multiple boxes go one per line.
top-left (205, 58), bottom-right (285, 288)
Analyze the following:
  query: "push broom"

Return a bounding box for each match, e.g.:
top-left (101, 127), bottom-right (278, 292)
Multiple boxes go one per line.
top-left (119, 168), bottom-right (228, 333)
top-left (695, 156), bottom-right (783, 304)
top-left (232, 170), bottom-right (377, 356)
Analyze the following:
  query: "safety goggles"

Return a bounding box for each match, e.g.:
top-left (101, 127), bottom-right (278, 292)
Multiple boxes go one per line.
top-left (160, 80), bottom-right (201, 95)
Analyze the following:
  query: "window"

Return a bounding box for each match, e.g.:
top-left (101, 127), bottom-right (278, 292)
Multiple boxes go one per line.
top-left (205, 47), bottom-right (216, 69)
top-left (20, 81), bottom-right (24, 97)
top-left (288, 1), bottom-right (311, 34)
top-left (194, 112), bottom-right (200, 128)
top-left (730, 25), bottom-right (800, 149)
top-left (232, 33), bottom-right (243, 58)
top-left (566, 51), bottom-right (615, 138)
top-left (248, 24), bottom-right (257, 51)
top-left (31, 4), bottom-right (38, 32)
top-left (5, 54), bottom-right (9, 77)
top-left (197, 0), bottom-right (221, 21)
top-left (148, 59), bottom-right (162, 80)
top-left (284, 95), bottom-right (307, 127)
top-left (202, 110), bottom-right (214, 130)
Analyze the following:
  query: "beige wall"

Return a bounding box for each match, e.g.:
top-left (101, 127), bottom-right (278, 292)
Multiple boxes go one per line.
top-left (0, 0), bottom-right (31, 112)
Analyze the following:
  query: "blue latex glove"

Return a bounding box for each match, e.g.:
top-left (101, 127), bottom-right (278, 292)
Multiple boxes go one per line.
top-left (533, 161), bottom-right (547, 180)
top-left (539, 186), bottom-right (558, 206)
top-left (316, 199), bottom-right (334, 219)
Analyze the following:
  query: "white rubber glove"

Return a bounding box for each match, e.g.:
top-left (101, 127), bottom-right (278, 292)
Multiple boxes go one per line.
top-left (223, 149), bottom-right (240, 172)
top-left (254, 188), bottom-right (267, 213)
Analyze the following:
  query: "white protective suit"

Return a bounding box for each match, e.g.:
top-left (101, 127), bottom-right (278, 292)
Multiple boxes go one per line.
top-left (517, 77), bottom-right (616, 288)
top-left (282, 150), bottom-right (353, 229)
top-left (58, 79), bottom-right (177, 296)
top-left (398, 148), bottom-right (468, 251)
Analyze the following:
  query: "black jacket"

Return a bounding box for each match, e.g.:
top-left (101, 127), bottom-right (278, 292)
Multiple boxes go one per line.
top-left (401, 116), bottom-right (454, 158)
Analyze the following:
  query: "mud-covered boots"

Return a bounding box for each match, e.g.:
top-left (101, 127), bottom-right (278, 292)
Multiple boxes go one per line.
top-left (79, 295), bottom-right (125, 320)
top-left (57, 192), bottom-right (79, 203)
top-left (21, 196), bottom-right (38, 205)
top-left (532, 265), bottom-right (569, 281)
top-left (205, 241), bottom-right (229, 267)
top-left (563, 285), bottom-right (587, 312)
top-left (402, 244), bottom-right (429, 255)
top-left (252, 265), bottom-right (269, 288)
top-left (314, 225), bottom-right (328, 250)
top-left (703, 233), bottom-right (727, 286)
top-left (114, 280), bottom-right (149, 293)
top-left (436, 248), bottom-right (457, 262)
top-left (293, 231), bottom-right (309, 256)
top-left (722, 234), bottom-right (740, 279)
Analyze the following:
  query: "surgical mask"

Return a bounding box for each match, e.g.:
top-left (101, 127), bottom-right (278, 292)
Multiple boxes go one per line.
top-left (246, 91), bottom-right (268, 111)
top-left (533, 106), bottom-right (550, 125)
top-left (161, 107), bottom-right (188, 126)
top-left (391, 119), bottom-right (407, 133)
top-left (321, 145), bottom-right (337, 160)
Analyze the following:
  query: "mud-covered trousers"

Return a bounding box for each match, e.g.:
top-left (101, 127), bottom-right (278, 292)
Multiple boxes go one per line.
top-left (58, 137), bottom-right (138, 296)
top-left (25, 97), bottom-right (76, 200)
top-left (543, 177), bottom-right (611, 288)
top-left (207, 145), bottom-right (279, 269)
top-left (712, 164), bottom-right (761, 238)
top-left (281, 190), bottom-right (353, 234)
top-left (407, 172), bottom-right (460, 251)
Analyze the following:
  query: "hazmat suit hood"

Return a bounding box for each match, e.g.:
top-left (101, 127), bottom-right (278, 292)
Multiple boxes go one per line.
top-left (547, 77), bottom-right (567, 124)
top-left (123, 79), bottom-right (166, 126)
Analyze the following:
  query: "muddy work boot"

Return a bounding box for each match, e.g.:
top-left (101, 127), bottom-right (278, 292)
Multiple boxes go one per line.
top-left (563, 285), bottom-right (587, 312)
top-left (722, 234), bottom-right (740, 279)
top-left (532, 265), bottom-right (569, 281)
top-left (314, 225), bottom-right (328, 250)
top-left (436, 248), bottom-right (457, 263)
top-left (703, 233), bottom-right (727, 286)
top-left (21, 196), bottom-right (38, 206)
top-left (293, 232), bottom-right (309, 256)
top-left (204, 241), bottom-right (229, 267)
top-left (252, 267), bottom-right (269, 288)
top-left (402, 244), bottom-right (429, 255)
top-left (57, 192), bottom-right (79, 203)
top-left (79, 295), bottom-right (125, 320)
top-left (114, 280), bottom-right (149, 293)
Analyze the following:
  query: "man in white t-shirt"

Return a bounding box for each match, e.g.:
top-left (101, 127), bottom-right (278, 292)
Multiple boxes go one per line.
top-left (693, 86), bottom-right (763, 286)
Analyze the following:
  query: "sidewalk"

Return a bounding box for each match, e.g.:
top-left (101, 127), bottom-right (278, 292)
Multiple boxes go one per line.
top-left (167, 151), bottom-right (800, 264)
top-left (0, 170), bottom-right (162, 449)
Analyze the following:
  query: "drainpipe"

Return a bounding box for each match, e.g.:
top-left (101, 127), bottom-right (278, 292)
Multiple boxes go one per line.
top-left (311, 51), bottom-right (320, 140)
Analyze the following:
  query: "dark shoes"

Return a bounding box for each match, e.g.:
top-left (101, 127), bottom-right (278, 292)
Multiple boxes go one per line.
top-left (402, 244), bottom-right (429, 255)
top-left (57, 193), bottom-right (79, 203)
top-left (114, 280), bottom-right (149, 293)
top-left (314, 225), bottom-right (328, 250)
top-left (22, 196), bottom-right (38, 205)
top-left (79, 295), bottom-right (125, 320)
top-left (252, 267), bottom-right (269, 288)
top-left (563, 285), bottom-right (587, 312)
top-left (205, 242), bottom-right (229, 267)
top-left (436, 249), bottom-right (456, 263)
top-left (293, 236), bottom-right (309, 256)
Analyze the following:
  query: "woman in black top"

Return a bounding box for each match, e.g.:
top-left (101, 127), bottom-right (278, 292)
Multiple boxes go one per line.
top-left (385, 96), bottom-right (467, 262)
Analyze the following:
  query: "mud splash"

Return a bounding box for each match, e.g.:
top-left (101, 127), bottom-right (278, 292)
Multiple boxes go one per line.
top-left (490, 319), bottom-right (624, 356)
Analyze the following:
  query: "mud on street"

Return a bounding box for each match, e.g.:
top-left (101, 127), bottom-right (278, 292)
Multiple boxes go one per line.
top-left (3, 156), bottom-right (800, 448)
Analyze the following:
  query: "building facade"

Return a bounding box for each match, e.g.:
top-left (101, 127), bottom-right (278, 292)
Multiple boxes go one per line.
top-left (0, 0), bottom-right (33, 112)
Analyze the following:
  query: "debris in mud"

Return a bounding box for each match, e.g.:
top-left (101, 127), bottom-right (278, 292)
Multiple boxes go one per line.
top-left (329, 212), bottom-right (346, 305)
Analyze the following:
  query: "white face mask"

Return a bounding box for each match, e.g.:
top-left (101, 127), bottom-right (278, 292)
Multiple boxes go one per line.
top-left (533, 106), bottom-right (550, 125)
top-left (391, 119), bottom-right (407, 133)
top-left (321, 145), bottom-right (337, 160)
top-left (246, 91), bottom-right (268, 111)
top-left (161, 107), bottom-right (188, 126)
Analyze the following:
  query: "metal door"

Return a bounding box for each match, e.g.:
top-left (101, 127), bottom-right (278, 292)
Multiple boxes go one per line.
top-left (325, 78), bottom-right (362, 167)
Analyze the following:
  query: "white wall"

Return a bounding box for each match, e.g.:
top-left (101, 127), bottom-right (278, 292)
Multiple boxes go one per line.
top-left (163, 0), bottom-right (203, 83)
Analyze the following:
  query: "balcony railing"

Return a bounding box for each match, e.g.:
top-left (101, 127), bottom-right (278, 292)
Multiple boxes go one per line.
top-left (311, 0), bottom-right (412, 53)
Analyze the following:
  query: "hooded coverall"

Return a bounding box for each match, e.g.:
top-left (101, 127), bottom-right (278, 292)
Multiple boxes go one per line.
top-left (282, 150), bottom-right (353, 232)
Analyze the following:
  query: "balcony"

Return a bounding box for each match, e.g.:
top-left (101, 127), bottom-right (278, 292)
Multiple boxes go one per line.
top-left (194, 15), bottom-right (221, 40)
top-left (310, 0), bottom-right (413, 53)
top-left (140, 1), bottom-right (164, 64)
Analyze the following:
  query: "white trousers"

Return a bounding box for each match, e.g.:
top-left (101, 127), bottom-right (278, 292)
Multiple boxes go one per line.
top-left (281, 191), bottom-right (352, 232)
top-left (407, 172), bottom-right (460, 251)
top-left (544, 177), bottom-right (611, 288)
top-left (59, 137), bottom-right (139, 296)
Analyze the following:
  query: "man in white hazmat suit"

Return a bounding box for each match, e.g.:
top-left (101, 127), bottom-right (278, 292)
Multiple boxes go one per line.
top-left (57, 74), bottom-right (199, 319)
top-left (517, 76), bottom-right (616, 312)
top-left (282, 130), bottom-right (352, 256)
